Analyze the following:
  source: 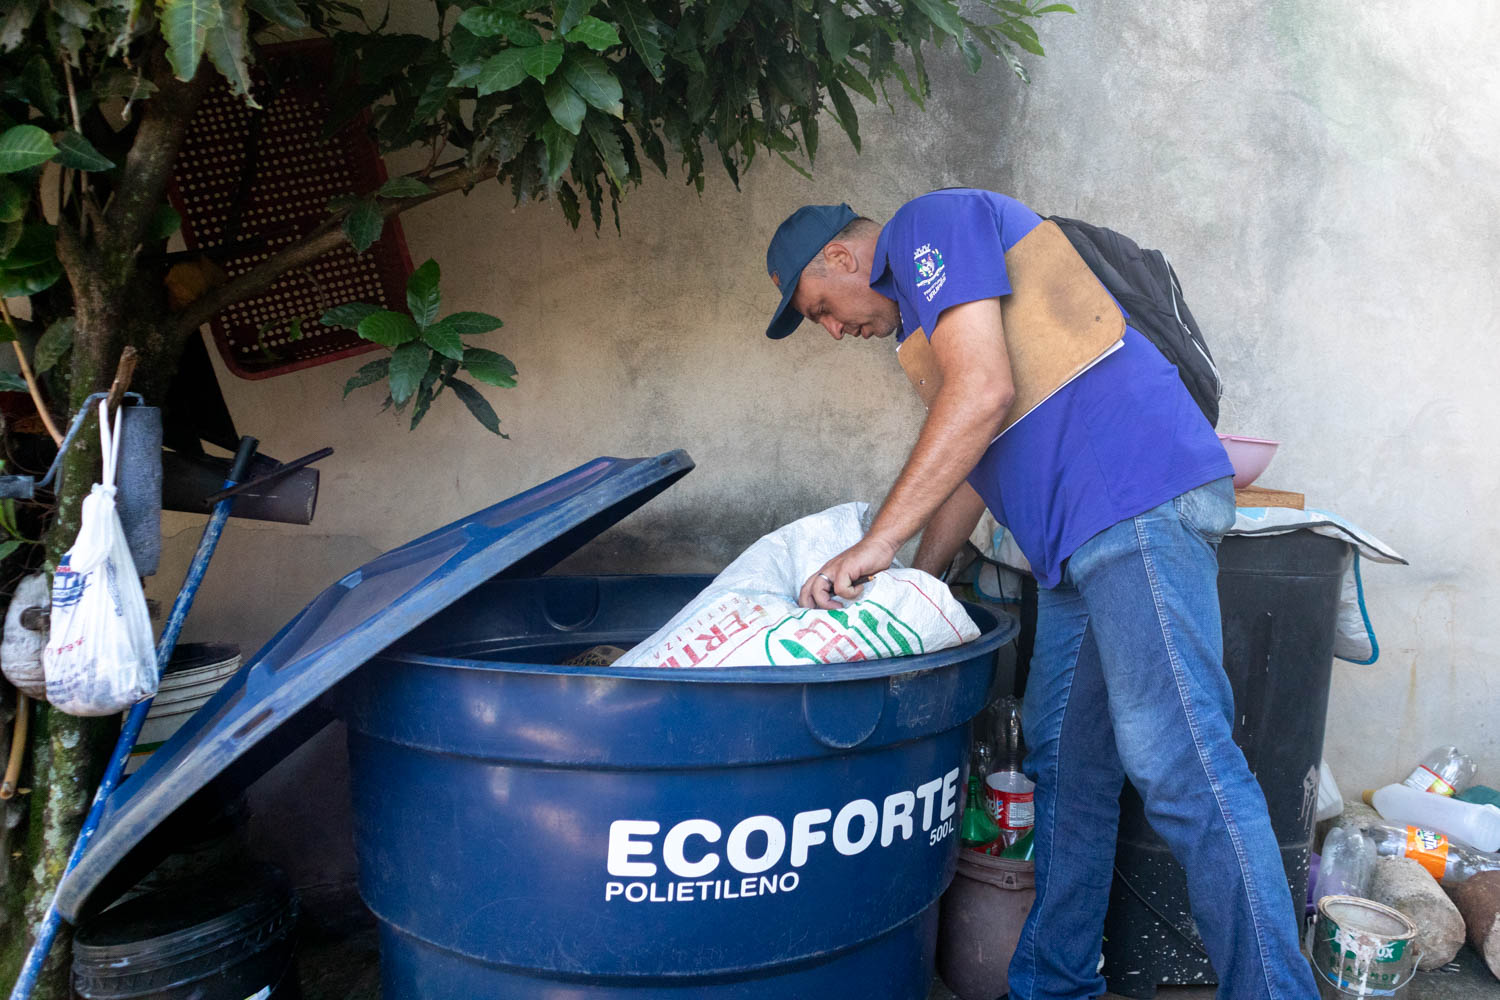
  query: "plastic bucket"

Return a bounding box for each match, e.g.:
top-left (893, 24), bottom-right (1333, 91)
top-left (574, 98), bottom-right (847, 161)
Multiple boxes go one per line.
top-left (72, 869), bottom-right (299, 999)
top-left (126, 643), bottom-right (240, 774)
top-left (936, 851), bottom-right (1035, 1000)
top-left (1310, 895), bottom-right (1420, 999)
top-left (333, 573), bottom-right (1015, 999)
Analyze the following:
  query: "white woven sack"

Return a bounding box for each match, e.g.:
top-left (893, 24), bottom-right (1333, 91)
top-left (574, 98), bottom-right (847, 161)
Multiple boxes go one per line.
top-left (1, 573), bottom-right (50, 698)
top-left (619, 502), bottom-right (979, 669)
top-left (43, 400), bottom-right (157, 716)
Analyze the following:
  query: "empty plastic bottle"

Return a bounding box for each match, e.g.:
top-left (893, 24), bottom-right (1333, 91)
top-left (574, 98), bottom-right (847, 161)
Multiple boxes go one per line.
top-left (961, 775), bottom-right (1002, 852)
top-left (984, 696), bottom-right (1033, 846)
top-left (1370, 782), bottom-right (1500, 852)
top-left (1313, 826), bottom-right (1376, 903)
top-left (1361, 819), bottom-right (1500, 885)
top-left (1402, 745), bottom-right (1477, 796)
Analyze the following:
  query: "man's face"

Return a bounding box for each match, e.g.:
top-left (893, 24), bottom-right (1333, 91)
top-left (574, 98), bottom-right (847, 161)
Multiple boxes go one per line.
top-left (788, 246), bottom-right (901, 341)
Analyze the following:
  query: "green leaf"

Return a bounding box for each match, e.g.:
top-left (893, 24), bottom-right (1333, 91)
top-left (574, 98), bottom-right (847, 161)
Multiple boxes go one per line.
top-left (837, 64), bottom-right (876, 103)
top-left (0, 222), bottom-right (21, 258)
top-left (0, 179), bottom-right (25, 224)
top-left (819, 1), bottom-right (851, 63)
top-left (0, 372), bottom-right (28, 393)
top-left (321, 301), bottom-right (381, 331)
top-left (378, 176), bottom-right (435, 199)
top-left (342, 200), bottom-right (384, 252)
top-left (422, 318), bottom-right (464, 359)
top-left (406, 259), bottom-right (441, 328)
top-left (1034, 3), bottom-right (1076, 13)
top-left (54, 131), bottom-right (116, 172)
top-left (909, 0), bottom-right (962, 37)
top-left (610, 0), bottom-right (664, 80)
top-left (523, 40), bottom-right (564, 82)
top-left (475, 49), bottom-right (527, 96)
top-left (555, 0), bottom-right (594, 34)
top-left (826, 78), bottom-right (860, 153)
top-left (0, 540), bottom-right (22, 561)
top-left (0, 259), bottom-right (61, 297)
top-left (959, 34), bottom-right (981, 73)
top-left (343, 356), bottom-right (389, 397)
top-left (564, 15), bottom-right (619, 50)
top-left (557, 181), bottom-right (580, 228)
top-left (999, 18), bottom-right (1045, 56)
top-left (160, 0), bottom-right (225, 81)
top-left (205, 0), bottom-right (259, 106)
top-left (544, 74), bottom-right (587, 134)
top-left (702, 0), bottom-right (747, 46)
top-left (458, 6), bottom-right (540, 44)
top-left (147, 205), bottom-right (182, 241)
top-left (388, 341), bottom-right (428, 404)
top-left (288, 316), bottom-right (304, 340)
top-left (462, 347), bottom-right (517, 387)
top-left (585, 118), bottom-right (628, 190)
top-left (561, 53), bottom-right (623, 117)
top-left (428, 311), bottom-right (503, 337)
top-left (444, 375), bottom-right (506, 435)
top-left (0, 225), bottom-right (55, 268)
top-left (356, 310), bottom-right (420, 346)
top-left (540, 121), bottom-right (576, 184)
top-left (92, 69), bottom-right (158, 102)
top-left (246, 0), bottom-right (307, 28)
top-left (22, 55), bottom-right (61, 120)
top-left (0, 126), bottom-right (57, 174)
top-left (33, 317), bottom-right (74, 374)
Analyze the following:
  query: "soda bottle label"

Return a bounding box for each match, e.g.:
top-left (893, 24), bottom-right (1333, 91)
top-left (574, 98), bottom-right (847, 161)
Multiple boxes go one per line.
top-left (1404, 826), bottom-right (1450, 880)
top-left (1404, 765), bottom-right (1456, 796)
top-left (985, 783), bottom-right (1035, 831)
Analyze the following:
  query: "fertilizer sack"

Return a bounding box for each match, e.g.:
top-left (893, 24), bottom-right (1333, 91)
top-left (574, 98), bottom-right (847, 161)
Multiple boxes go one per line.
top-left (618, 502), bottom-right (980, 668)
top-left (43, 401), bottom-right (157, 716)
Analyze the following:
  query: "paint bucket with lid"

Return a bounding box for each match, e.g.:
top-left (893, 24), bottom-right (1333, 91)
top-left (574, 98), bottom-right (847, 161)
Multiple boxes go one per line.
top-left (1310, 895), bottom-right (1420, 998)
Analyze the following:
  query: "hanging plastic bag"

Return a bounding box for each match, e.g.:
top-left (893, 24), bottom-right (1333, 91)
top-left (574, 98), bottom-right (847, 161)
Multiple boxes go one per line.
top-left (43, 400), bottom-right (157, 716)
top-left (1, 573), bottom-right (51, 698)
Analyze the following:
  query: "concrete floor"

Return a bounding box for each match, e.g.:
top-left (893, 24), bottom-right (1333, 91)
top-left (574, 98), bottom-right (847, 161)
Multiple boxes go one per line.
top-left (297, 912), bottom-right (1500, 1000)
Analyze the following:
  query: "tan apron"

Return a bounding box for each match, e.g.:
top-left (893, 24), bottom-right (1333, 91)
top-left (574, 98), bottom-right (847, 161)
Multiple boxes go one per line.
top-left (895, 219), bottom-right (1123, 434)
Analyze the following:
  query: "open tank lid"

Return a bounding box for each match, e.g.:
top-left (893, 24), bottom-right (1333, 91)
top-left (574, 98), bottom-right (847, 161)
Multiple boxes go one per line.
top-left (56, 450), bottom-right (693, 921)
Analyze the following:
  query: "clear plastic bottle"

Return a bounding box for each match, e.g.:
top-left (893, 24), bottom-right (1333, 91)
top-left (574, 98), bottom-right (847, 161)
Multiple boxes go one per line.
top-left (984, 696), bottom-right (1033, 846)
top-left (1313, 826), bottom-right (1376, 902)
top-left (1402, 745), bottom-right (1477, 796)
top-left (1361, 820), bottom-right (1500, 885)
top-left (1370, 783), bottom-right (1500, 852)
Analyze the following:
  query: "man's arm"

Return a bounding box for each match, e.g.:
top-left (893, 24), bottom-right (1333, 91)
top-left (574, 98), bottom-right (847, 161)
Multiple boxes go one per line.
top-left (799, 298), bottom-right (1014, 608)
top-left (912, 482), bottom-right (988, 577)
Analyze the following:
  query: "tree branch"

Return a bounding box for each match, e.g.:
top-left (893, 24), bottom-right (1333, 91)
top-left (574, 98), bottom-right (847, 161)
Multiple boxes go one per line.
top-left (101, 54), bottom-right (210, 259)
top-left (171, 160), bottom-right (498, 339)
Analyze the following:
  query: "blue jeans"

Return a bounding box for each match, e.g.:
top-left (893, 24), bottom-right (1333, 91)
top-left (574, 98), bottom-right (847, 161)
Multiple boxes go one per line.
top-left (1006, 478), bottom-right (1316, 999)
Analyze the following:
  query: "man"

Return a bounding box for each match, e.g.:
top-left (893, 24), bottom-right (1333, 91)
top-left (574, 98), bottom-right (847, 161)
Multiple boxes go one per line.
top-left (763, 191), bottom-right (1316, 1000)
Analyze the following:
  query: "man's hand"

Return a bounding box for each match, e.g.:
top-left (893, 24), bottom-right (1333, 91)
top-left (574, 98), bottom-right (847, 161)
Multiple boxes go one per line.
top-left (799, 534), bottom-right (899, 609)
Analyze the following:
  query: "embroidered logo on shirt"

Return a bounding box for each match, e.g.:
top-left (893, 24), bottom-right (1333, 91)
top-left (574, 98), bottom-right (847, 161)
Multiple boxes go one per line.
top-left (913, 243), bottom-right (946, 302)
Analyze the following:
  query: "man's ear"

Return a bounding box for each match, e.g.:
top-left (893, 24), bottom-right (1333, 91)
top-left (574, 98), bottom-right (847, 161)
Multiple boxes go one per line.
top-left (822, 241), bottom-right (859, 274)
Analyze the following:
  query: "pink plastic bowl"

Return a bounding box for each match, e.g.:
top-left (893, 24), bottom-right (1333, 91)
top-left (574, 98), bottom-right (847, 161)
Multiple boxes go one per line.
top-left (1217, 434), bottom-right (1280, 489)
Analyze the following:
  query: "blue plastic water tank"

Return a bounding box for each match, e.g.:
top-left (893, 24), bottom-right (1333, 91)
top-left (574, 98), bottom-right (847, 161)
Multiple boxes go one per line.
top-left (55, 451), bottom-right (1016, 1000)
top-left (338, 573), bottom-right (1013, 998)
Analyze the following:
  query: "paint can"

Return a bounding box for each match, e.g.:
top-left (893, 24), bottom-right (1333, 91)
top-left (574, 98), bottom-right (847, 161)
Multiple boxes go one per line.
top-left (1311, 895), bottom-right (1421, 998)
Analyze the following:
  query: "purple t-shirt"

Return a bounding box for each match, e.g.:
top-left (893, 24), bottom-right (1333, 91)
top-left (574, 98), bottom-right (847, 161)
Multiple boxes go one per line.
top-left (870, 189), bottom-right (1233, 587)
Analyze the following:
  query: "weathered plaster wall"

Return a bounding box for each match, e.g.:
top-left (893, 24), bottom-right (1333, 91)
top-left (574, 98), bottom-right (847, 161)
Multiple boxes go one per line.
top-left (152, 0), bottom-right (1498, 812)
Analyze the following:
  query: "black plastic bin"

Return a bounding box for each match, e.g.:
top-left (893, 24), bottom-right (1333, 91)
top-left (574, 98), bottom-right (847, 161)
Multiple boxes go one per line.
top-left (72, 869), bottom-right (300, 1000)
top-left (1102, 531), bottom-right (1352, 997)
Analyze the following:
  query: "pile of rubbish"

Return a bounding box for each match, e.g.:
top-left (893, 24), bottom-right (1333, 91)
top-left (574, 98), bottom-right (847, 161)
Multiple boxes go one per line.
top-left (1314, 746), bottom-right (1500, 981)
top-left (959, 696), bottom-right (1035, 861)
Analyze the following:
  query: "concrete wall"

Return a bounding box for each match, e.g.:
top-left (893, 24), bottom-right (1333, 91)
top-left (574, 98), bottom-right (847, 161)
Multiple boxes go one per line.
top-left (151, 0), bottom-right (1499, 832)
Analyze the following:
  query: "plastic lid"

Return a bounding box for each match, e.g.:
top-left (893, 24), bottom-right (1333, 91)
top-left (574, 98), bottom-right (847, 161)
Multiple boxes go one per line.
top-left (56, 451), bottom-right (693, 921)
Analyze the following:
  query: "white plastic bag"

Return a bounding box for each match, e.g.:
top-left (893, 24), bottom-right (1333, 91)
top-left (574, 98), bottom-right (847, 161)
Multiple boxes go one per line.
top-left (618, 502), bottom-right (980, 668)
top-left (43, 401), bottom-right (156, 716)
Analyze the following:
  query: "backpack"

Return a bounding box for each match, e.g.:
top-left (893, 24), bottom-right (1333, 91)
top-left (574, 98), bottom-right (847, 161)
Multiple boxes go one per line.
top-left (1049, 216), bottom-right (1223, 427)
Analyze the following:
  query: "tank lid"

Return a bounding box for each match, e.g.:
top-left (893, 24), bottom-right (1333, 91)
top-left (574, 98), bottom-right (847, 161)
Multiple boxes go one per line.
top-left (56, 450), bottom-right (694, 921)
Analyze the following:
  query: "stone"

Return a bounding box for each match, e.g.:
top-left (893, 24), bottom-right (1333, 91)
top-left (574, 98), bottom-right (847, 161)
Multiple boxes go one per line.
top-left (1447, 870), bottom-right (1500, 982)
top-left (1367, 857), bottom-right (1465, 970)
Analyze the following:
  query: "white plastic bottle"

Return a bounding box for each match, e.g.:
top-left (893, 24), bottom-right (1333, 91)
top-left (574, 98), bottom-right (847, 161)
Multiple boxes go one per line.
top-left (1370, 783), bottom-right (1500, 852)
top-left (1402, 745), bottom-right (1477, 796)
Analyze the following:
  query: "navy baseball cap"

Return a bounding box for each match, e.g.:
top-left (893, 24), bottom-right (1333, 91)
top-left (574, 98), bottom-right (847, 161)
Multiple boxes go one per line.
top-left (764, 202), bottom-right (859, 339)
